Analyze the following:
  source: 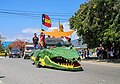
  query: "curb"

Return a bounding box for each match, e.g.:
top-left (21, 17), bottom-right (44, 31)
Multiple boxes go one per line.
top-left (81, 59), bottom-right (120, 63)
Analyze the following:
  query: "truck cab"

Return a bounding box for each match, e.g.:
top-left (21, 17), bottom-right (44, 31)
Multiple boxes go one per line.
top-left (24, 44), bottom-right (34, 59)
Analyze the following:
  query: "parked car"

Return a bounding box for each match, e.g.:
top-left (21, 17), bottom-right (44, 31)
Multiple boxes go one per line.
top-left (9, 48), bottom-right (22, 58)
top-left (24, 44), bottom-right (34, 59)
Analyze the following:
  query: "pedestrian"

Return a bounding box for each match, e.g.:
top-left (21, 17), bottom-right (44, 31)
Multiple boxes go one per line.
top-left (81, 49), bottom-right (84, 58)
top-left (32, 33), bottom-right (39, 49)
top-left (86, 48), bottom-right (90, 57)
top-left (4, 49), bottom-right (7, 58)
top-left (40, 29), bottom-right (46, 49)
top-left (98, 48), bottom-right (103, 60)
top-left (96, 48), bottom-right (99, 57)
top-left (84, 49), bottom-right (86, 58)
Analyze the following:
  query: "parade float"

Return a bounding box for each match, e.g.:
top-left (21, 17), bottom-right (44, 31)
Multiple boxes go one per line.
top-left (30, 29), bottom-right (83, 71)
top-left (30, 14), bottom-right (83, 71)
top-left (31, 47), bottom-right (83, 71)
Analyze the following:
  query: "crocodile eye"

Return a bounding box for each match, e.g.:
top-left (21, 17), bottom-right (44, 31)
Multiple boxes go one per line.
top-left (73, 58), bottom-right (75, 61)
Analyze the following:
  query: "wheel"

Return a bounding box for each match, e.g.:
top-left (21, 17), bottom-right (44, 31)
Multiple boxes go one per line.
top-left (18, 55), bottom-right (21, 58)
top-left (36, 62), bottom-right (41, 68)
top-left (24, 56), bottom-right (26, 59)
top-left (32, 62), bottom-right (35, 65)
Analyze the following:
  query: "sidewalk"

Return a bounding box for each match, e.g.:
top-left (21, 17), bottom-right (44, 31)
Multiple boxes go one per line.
top-left (81, 59), bottom-right (120, 68)
top-left (81, 57), bottom-right (120, 63)
top-left (81, 52), bottom-right (120, 63)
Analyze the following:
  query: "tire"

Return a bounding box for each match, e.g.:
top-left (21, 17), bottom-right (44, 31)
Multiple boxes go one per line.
top-left (36, 62), bottom-right (41, 68)
top-left (32, 62), bottom-right (35, 65)
top-left (18, 55), bottom-right (20, 58)
top-left (24, 56), bottom-right (26, 59)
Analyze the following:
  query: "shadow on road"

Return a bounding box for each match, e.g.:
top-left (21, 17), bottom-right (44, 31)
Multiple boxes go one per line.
top-left (38, 66), bottom-right (84, 72)
top-left (0, 76), bottom-right (5, 79)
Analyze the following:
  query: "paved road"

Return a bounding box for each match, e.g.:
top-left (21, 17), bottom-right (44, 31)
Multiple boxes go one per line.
top-left (0, 57), bottom-right (120, 84)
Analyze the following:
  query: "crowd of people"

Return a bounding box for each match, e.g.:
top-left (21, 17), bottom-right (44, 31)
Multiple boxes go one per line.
top-left (78, 43), bottom-right (120, 60)
top-left (96, 43), bottom-right (120, 60)
top-left (79, 48), bottom-right (90, 59)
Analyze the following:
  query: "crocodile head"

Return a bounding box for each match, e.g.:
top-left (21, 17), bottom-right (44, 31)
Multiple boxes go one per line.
top-left (34, 47), bottom-right (83, 71)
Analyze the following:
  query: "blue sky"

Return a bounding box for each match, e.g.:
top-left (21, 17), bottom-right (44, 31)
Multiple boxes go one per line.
top-left (0, 0), bottom-right (86, 42)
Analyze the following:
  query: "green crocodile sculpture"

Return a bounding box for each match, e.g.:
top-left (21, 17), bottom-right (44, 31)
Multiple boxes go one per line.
top-left (31, 47), bottom-right (83, 71)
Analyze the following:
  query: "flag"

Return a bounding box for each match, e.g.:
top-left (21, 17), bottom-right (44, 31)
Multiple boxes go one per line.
top-left (59, 22), bottom-right (64, 32)
top-left (42, 14), bottom-right (51, 27)
top-left (59, 24), bottom-right (64, 32)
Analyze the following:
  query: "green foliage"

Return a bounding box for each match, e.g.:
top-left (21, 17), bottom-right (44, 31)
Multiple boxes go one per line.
top-left (69, 0), bottom-right (120, 48)
top-left (0, 35), bottom-right (6, 52)
top-left (0, 45), bottom-right (3, 52)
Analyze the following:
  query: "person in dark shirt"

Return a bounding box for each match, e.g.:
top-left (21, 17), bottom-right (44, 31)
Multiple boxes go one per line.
top-left (32, 33), bottom-right (39, 49)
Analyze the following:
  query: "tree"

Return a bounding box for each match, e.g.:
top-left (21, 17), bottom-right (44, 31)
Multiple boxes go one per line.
top-left (69, 0), bottom-right (120, 48)
top-left (8, 39), bottom-right (28, 50)
top-left (0, 35), bottom-right (4, 52)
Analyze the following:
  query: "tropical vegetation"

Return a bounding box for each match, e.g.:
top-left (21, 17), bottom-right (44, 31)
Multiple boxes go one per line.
top-left (69, 0), bottom-right (120, 48)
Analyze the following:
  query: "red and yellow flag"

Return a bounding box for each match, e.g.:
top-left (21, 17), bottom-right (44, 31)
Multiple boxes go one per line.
top-left (59, 23), bottom-right (64, 32)
top-left (42, 14), bottom-right (51, 27)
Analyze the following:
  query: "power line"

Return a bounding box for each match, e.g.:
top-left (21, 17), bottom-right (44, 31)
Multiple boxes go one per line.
top-left (0, 11), bottom-right (40, 19)
top-left (0, 9), bottom-right (72, 16)
top-left (0, 10), bottom-right (70, 21)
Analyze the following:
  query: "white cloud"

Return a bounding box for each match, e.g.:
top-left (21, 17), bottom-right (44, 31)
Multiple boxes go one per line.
top-left (47, 27), bottom-right (58, 32)
top-left (3, 28), bottom-right (40, 42)
top-left (14, 34), bottom-right (33, 42)
top-left (5, 34), bottom-right (33, 42)
top-left (22, 28), bottom-right (40, 34)
top-left (46, 22), bottom-right (79, 40)
top-left (21, 28), bottom-right (40, 42)
top-left (5, 23), bottom-right (79, 42)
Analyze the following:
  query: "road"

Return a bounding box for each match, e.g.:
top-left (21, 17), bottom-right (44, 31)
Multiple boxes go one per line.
top-left (0, 57), bottom-right (120, 84)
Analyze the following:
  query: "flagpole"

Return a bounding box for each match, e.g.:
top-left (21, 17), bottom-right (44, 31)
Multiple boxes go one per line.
top-left (68, 22), bottom-right (72, 40)
top-left (58, 18), bottom-right (60, 30)
top-left (41, 24), bottom-right (42, 30)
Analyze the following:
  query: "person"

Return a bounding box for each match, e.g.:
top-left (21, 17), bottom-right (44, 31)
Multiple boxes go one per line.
top-left (86, 48), bottom-right (89, 57)
top-left (81, 49), bottom-right (84, 58)
top-left (40, 29), bottom-right (46, 49)
top-left (98, 48), bottom-right (103, 60)
top-left (96, 48), bottom-right (99, 57)
top-left (32, 33), bottom-right (39, 49)
top-left (84, 49), bottom-right (86, 58)
top-left (5, 49), bottom-right (7, 58)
